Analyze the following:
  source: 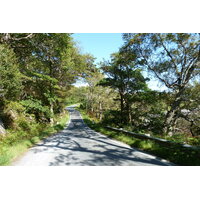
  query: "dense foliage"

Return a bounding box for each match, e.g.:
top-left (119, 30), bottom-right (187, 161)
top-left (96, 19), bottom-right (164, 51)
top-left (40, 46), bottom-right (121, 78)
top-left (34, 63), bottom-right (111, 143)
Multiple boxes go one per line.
top-left (122, 33), bottom-right (200, 135)
top-left (0, 33), bottom-right (90, 131)
top-left (76, 33), bottom-right (200, 144)
top-left (0, 33), bottom-right (199, 165)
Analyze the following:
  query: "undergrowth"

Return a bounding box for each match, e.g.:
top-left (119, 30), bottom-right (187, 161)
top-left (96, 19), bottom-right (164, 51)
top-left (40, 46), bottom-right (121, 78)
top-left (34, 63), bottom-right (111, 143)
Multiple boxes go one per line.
top-left (0, 112), bottom-right (69, 166)
top-left (78, 108), bottom-right (200, 166)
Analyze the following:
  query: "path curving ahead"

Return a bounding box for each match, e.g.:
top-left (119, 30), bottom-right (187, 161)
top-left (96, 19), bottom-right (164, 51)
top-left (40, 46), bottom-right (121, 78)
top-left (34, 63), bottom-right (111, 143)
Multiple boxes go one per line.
top-left (13, 106), bottom-right (173, 166)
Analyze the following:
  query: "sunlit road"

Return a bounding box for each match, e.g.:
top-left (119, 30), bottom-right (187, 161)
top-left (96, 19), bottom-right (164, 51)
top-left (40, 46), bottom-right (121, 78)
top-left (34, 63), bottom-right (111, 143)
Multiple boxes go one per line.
top-left (13, 106), bottom-right (173, 166)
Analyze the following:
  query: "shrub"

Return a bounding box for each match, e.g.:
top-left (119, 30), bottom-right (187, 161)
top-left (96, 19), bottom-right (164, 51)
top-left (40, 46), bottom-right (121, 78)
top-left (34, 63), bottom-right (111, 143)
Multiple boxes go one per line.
top-left (20, 98), bottom-right (52, 121)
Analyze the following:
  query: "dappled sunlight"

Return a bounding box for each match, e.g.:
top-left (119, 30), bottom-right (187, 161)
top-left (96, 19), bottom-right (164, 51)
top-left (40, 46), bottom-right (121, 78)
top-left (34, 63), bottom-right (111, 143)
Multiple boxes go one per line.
top-left (14, 107), bottom-right (173, 166)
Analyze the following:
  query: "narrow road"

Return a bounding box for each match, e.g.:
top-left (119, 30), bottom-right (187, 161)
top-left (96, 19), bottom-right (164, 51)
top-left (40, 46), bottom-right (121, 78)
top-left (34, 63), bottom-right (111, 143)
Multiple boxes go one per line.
top-left (13, 106), bottom-right (173, 166)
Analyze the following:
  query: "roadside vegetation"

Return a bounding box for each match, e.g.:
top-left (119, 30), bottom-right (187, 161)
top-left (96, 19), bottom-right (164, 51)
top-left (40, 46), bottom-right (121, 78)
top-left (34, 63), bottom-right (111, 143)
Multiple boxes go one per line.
top-left (0, 33), bottom-right (199, 166)
top-left (78, 107), bottom-right (200, 166)
top-left (70, 33), bottom-right (200, 165)
top-left (0, 112), bottom-right (69, 165)
top-left (0, 33), bottom-right (95, 165)
top-left (73, 34), bottom-right (200, 139)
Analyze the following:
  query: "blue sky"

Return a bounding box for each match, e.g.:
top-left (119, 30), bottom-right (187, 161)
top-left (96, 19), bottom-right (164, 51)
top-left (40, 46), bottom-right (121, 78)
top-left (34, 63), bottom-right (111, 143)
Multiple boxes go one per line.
top-left (72, 33), bottom-right (124, 64)
top-left (72, 33), bottom-right (167, 91)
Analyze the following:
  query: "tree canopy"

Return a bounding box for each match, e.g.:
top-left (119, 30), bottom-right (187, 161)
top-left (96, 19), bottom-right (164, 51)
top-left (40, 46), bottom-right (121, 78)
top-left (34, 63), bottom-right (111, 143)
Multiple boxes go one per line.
top-left (0, 33), bottom-right (200, 141)
top-left (121, 33), bottom-right (200, 134)
top-left (0, 33), bottom-right (91, 126)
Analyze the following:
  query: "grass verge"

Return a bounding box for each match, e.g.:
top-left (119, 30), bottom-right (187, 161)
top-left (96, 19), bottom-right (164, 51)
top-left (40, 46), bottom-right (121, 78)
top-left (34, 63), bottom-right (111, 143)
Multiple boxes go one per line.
top-left (0, 112), bottom-right (69, 166)
top-left (78, 108), bottom-right (200, 166)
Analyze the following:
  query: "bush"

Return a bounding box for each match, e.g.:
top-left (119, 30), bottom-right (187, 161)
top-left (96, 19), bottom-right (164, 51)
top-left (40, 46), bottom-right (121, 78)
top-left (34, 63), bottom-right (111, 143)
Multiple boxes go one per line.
top-left (187, 137), bottom-right (200, 146)
top-left (102, 110), bottom-right (122, 125)
top-left (20, 98), bottom-right (52, 121)
top-left (17, 118), bottom-right (31, 132)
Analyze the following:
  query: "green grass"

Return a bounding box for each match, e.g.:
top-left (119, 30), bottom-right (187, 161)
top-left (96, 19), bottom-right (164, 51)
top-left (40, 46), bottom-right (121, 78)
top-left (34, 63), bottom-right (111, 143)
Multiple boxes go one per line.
top-left (0, 140), bottom-right (32, 165)
top-left (0, 112), bottom-right (69, 166)
top-left (78, 108), bottom-right (200, 166)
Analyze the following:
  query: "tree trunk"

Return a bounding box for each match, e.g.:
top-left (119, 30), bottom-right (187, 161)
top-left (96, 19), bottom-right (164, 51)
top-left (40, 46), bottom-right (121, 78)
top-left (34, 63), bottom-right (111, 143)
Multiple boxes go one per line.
top-left (99, 102), bottom-right (102, 121)
top-left (164, 88), bottom-right (184, 135)
top-left (50, 103), bottom-right (54, 125)
top-left (91, 106), bottom-right (94, 113)
top-left (164, 108), bottom-right (179, 136)
top-left (128, 104), bottom-right (132, 124)
top-left (120, 92), bottom-right (124, 124)
top-left (0, 119), bottom-right (6, 134)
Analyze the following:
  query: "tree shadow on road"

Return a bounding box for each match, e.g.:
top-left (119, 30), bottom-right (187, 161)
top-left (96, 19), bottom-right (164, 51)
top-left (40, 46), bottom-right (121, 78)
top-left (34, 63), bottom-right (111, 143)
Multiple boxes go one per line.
top-left (31, 118), bottom-right (172, 166)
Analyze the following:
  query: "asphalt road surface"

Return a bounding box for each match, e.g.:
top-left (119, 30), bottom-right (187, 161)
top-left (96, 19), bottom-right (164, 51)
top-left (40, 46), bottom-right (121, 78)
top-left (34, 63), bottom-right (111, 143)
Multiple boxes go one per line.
top-left (13, 106), bottom-right (173, 166)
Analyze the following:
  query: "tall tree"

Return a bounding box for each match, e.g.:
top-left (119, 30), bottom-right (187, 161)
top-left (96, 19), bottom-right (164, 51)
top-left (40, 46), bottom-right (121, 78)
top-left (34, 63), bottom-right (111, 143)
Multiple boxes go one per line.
top-left (100, 52), bottom-right (148, 124)
top-left (0, 33), bottom-right (90, 124)
top-left (0, 44), bottom-right (22, 103)
top-left (122, 33), bottom-right (200, 135)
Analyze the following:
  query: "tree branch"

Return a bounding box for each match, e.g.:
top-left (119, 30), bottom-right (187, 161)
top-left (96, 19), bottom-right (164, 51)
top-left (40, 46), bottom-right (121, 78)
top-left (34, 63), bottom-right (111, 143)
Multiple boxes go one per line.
top-left (139, 48), bottom-right (172, 89)
top-left (11, 33), bottom-right (34, 41)
top-left (183, 45), bottom-right (200, 84)
top-left (158, 34), bottom-right (179, 76)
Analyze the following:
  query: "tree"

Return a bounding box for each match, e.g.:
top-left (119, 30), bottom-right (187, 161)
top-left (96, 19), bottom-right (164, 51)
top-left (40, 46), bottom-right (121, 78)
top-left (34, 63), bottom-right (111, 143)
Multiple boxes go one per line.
top-left (177, 82), bottom-right (200, 136)
top-left (122, 33), bottom-right (200, 135)
top-left (0, 44), bottom-right (22, 102)
top-left (100, 52), bottom-right (149, 124)
top-left (0, 33), bottom-right (90, 125)
top-left (80, 73), bottom-right (117, 122)
top-left (0, 44), bottom-right (23, 130)
top-left (85, 68), bottom-right (101, 111)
